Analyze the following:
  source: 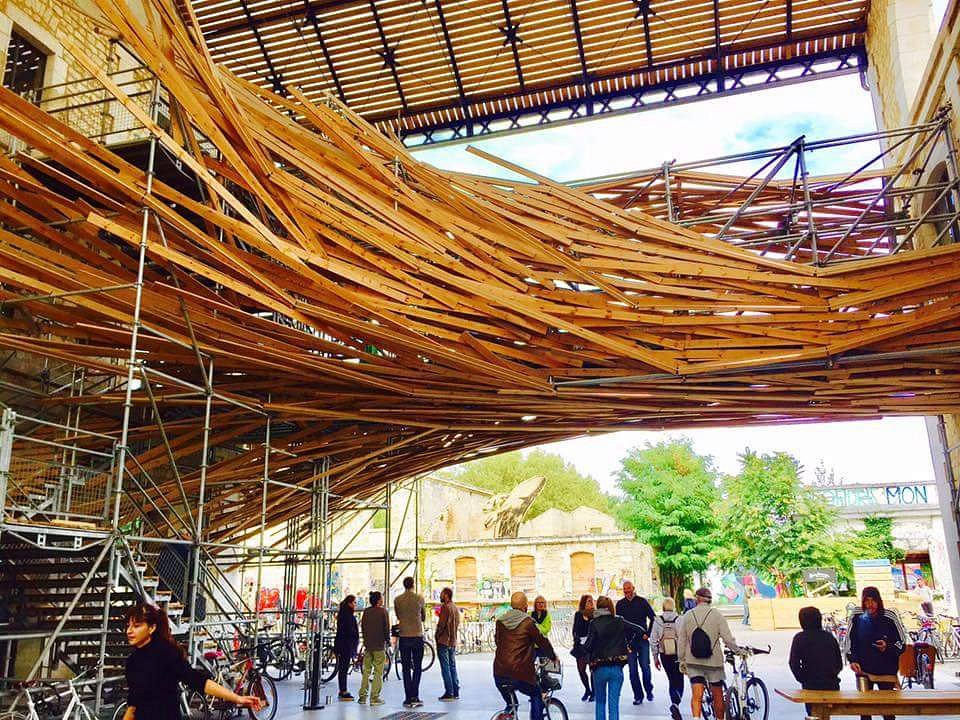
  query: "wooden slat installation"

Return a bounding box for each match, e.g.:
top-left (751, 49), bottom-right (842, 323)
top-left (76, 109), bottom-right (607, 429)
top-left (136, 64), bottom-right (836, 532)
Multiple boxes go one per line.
top-left (0, 0), bottom-right (957, 546)
top-left (190, 0), bottom-right (868, 136)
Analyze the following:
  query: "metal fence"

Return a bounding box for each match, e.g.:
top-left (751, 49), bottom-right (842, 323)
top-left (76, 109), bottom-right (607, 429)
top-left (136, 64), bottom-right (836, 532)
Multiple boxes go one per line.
top-left (0, 409), bottom-right (117, 526)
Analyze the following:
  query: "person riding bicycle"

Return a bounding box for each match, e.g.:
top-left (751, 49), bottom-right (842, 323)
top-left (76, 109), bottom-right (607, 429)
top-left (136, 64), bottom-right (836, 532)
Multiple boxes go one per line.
top-left (493, 591), bottom-right (557, 720)
top-left (677, 587), bottom-right (744, 720)
top-left (123, 602), bottom-right (262, 720)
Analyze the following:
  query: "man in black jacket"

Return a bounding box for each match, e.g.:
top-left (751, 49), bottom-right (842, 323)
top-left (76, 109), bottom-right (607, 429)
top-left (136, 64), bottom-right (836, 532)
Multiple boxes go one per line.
top-left (788, 606), bottom-right (842, 716)
top-left (615, 580), bottom-right (656, 704)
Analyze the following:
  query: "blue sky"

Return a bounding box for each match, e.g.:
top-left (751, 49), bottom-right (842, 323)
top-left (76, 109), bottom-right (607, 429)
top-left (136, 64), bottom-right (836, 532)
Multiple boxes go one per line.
top-left (413, 73), bottom-right (937, 491)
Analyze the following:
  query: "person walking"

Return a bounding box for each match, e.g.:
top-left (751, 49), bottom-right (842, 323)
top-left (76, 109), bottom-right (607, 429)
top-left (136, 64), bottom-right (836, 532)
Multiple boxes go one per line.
top-left (122, 602), bottom-right (261, 720)
top-left (334, 594), bottom-right (359, 701)
top-left (358, 591), bottom-right (390, 706)
top-left (651, 597), bottom-right (684, 720)
top-left (436, 586), bottom-right (461, 701)
top-left (915, 576), bottom-right (934, 616)
top-left (789, 606), bottom-right (842, 717)
top-left (586, 596), bottom-right (629, 720)
top-left (615, 580), bottom-right (656, 705)
top-left (741, 584), bottom-right (754, 626)
top-left (394, 576), bottom-right (426, 708)
top-left (682, 589), bottom-right (696, 613)
top-left (844, 586), bottom-right (907, 720)
top-left (493, 592), bottom-right (557, 720)
top-left (572, 594), bottom-right (595, 701)
top-left (677, 587), bottom-right (742, 720)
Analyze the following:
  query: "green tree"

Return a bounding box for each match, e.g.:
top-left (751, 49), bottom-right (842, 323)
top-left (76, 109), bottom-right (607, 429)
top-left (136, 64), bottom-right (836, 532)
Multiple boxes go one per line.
top-left (714, 450), bottom-right (845, 595)
top-left (616, 439), bottom-right (721, 602)
top-left (852, 516), bottom-right (906, 564)
top-left (442, 449), bottom-right (611, 520)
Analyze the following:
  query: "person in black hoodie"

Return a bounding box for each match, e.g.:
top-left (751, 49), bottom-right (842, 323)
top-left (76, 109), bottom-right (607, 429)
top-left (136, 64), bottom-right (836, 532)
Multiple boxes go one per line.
top-left (586, 596), bottom-right (629, 720)
top-left (789, 606), bottom-right (842, 715)
top-left (334, 594), bottom-right (360, 701)
top-left (844, 586), bottom-right (907, 720)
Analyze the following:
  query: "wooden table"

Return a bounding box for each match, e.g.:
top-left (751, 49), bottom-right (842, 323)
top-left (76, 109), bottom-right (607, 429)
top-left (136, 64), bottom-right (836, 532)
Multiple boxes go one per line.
top-left (776, 688), bottom-right (960, 719)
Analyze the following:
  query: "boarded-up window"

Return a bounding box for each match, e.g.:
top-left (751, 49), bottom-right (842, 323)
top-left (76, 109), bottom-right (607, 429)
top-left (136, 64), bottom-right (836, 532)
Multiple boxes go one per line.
top-left (570, 552), bottom-right (595, 597)
top-left (510, 555), bottom-right (536, 596)
top-left (455, 556), bottom-right (477, 603)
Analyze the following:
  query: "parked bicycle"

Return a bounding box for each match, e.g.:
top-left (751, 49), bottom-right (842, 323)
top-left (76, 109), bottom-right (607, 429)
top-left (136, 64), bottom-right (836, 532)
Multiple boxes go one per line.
top-left (701, 645), bottom-right (770, 720)
top-left (491, 656), bottom-right (567, 720)
top-left (908, 611), bottom-right (944, 663)
top-left (319, 642), bottom-right (393, 684)
top-left (4, 666), bottom-right (100, 720)
top-left (938, 613), bottom-right (960, 658)
top-left (901, 641), bottom-right (936, 689)
top-left (393, 638), bottom-right (436, 680)
top-left (112, 686), bottom-right (209, 720)
top-left (199, 643), bottom-right (278, 720)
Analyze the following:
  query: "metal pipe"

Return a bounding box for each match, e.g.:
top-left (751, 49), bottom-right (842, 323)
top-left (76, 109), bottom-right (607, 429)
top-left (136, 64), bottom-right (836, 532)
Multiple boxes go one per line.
top-left (0, 283), bottom-right (136, 308)
top-left (188, 358), bottom-right (214, 657)
top-left (253, 409), bottom-right (271, 648)
top-left (112, 77), bottom-right (161, 531)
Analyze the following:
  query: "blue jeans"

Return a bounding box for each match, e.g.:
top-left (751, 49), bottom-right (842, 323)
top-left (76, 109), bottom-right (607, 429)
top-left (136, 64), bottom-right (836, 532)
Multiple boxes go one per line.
top-left (438, 643), bottom-right (459, 696)
top-left (593, 664), bottom-right (624, 720)
top-left (627, 637), bottom-right (653, 701)
top-left (660, 653), bottom-right (684, 705)
top-left (398, 636), bottom-right (424, 702)
top-left (494, 674), bottom-right (543, 720)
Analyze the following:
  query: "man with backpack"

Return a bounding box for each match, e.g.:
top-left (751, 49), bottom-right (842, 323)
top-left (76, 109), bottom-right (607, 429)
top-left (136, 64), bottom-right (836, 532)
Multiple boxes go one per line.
top-left (651, 597), bottom-right (684, 720)
top-left (677, 587), bottom-right (743, 720)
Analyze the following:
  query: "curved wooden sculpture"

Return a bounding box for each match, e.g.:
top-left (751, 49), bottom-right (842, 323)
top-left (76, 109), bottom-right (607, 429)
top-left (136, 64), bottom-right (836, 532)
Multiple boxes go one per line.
top-left (1, 0), bottom-right (959, 543)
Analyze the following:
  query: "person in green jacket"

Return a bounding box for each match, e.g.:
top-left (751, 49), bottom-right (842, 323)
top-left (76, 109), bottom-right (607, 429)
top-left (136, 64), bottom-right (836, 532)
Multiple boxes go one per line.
top-left (531, 595), bottom-right (552, 640)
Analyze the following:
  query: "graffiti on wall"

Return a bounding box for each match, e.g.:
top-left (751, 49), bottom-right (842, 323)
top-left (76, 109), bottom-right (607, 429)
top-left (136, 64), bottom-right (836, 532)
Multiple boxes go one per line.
top-left (477, 576), bottom-right (511, 602)
top-left (707, 572), bottom-right (777, 604)
top-left (594, 569), bottom-right (630, 597)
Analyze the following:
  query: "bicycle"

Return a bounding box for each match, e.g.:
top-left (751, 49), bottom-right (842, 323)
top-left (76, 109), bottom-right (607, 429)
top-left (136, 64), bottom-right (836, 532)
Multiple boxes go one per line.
top-left (700, 646), bottom-right (770, 720)
top-left (901, 641), bottom-right (936, 689)
top-left (393, 638), bottom-right (436, 679)
top-left (4, 666), bottom-right (100, 720)
top-left (908, 611), bottom-right (944, 663)
top-left (200, 643), bottom-right (279, 720)
top-left (318, 643), bottom-right (393, 684)
top-left (491, 656), bottom-right (567, 720)
top-left (938, 613), bottom-right (960, 658)
top-left (112, 687), bottom-right (209, 720)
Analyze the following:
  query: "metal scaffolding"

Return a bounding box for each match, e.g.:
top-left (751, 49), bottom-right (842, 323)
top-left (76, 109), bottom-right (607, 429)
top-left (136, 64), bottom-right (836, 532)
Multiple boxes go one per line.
top-left (0, 62), bottom-right (419, 715)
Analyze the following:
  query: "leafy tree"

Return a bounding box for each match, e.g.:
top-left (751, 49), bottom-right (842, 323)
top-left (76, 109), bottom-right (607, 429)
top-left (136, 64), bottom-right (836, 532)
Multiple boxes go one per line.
top-left (714, 450), bottom-right (845, 595)
top-left (441, 449), bottom-right (612, 520)
top-left (616, 439), bottom-right (721, 602)
top-left (852, 516), bottom-right (905, 564)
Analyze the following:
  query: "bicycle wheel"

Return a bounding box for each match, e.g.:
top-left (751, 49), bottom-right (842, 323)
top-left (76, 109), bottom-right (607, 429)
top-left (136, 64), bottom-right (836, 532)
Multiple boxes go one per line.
top-left (383, 649), bottom-right (393, 680)
top-left (264, 641), bottom-right (294, 681)
top-left (111, 702), bottom-right (128, 720)
top-left (725, 687), bottom-right (742, 720)
top-left (245, 671), bottom-right (279, 720)
top-left (919, 650), bottom-right (935, 689)
top-left (184, 690), bottom-right (212, 720)
top-left (422, 641), bottom-right (436, 671)
top-left (743, 677), bottom-right (769, 720)
top-left (544, 697), bottom-right (568, 720)
top-left (320, 644), bottom-right (338, 684)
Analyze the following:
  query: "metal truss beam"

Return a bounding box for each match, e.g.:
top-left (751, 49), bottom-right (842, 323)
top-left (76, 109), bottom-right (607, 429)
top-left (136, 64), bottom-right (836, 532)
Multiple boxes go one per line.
top-left (303, 0), bottom-right (345, 102)
top-left (499, 0), bottom-right (524, 91)
top-left (434, 0), bottom-right (472, 133)
top-left (370, 0), bottom-right (407, 111)
top-left (569, 0), bottom-right (591, 113)
top-left (402, 48), bottom-right (864, 147)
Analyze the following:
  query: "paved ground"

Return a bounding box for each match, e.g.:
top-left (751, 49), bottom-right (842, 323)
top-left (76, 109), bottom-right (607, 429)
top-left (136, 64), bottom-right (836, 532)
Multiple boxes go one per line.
top-left (272, 628), bottom-right (960, 719)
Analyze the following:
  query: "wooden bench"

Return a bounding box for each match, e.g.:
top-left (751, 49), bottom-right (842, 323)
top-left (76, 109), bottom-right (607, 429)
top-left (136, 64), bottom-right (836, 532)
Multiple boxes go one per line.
top-left (776, 688), bottom-right (960, 719)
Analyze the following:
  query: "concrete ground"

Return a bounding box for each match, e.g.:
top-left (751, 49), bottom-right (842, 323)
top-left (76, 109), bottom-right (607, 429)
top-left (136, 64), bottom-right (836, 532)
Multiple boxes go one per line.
top-left (271, 628), bottom-right (960, 719)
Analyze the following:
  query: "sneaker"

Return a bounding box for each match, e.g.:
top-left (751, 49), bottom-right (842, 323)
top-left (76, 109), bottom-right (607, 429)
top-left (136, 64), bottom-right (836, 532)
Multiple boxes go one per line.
top-left (581, 691), bottom-right (591, 701)
top-left (357, 696), bottom-right (367, 704)
top-left (671, 704), bottom-right (683, 720)
top-left (439, 694), bottom-right (456, 702)
top-left (633, 698), bottom-right (644, 705)
top-left (647, 693), bottom-right (655, 702)
top-left (412, 698), bottom-right (424, 707)
top-left (370, 698), bottom-right (385, 706)
top-left (338, 693), bottom-right (354, 701)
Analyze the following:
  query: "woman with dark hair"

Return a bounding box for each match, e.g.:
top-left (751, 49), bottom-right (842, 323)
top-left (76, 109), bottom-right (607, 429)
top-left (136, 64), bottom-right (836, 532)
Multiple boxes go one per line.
top-left (334, 594), bottom-right (360, 700)
top-left (572, 594), bottom-right (595, 701)
top-left (845, 587), bottom-right (907, 720)
top-left (123, 602), bottom-right (261, 720)
top-left (587, 596), bottom-right (628, 720)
